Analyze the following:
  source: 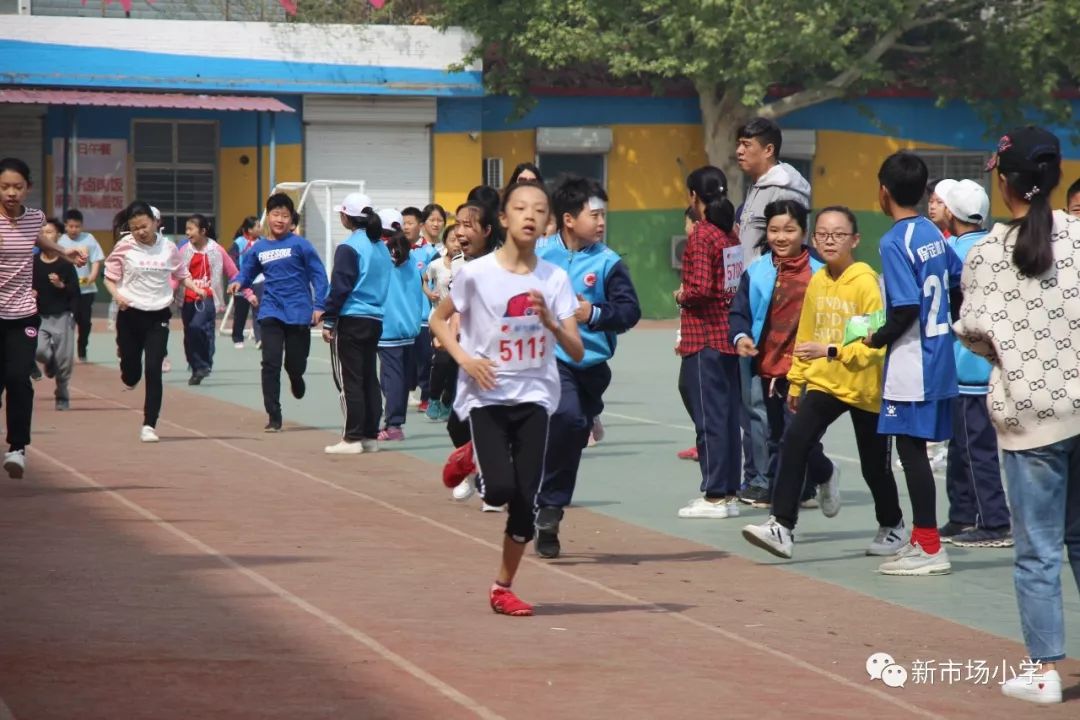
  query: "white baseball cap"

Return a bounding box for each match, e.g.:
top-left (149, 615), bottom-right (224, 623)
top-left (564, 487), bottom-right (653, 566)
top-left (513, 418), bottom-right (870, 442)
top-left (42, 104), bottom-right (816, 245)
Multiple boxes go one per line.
top-left (940, 178), bottom-right (990, 225)
top-left (337, 192), bottom-right (373, 217)
top-left (377, 208), bottom-right (404, 230)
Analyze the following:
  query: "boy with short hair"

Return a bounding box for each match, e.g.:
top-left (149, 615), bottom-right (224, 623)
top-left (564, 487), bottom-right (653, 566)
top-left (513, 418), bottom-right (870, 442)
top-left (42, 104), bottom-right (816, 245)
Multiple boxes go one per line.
top-left (534, 175), bottom-right (641, 558)
top-left (34, 218), bottom-right (80, 410)
top-left (59, 209), bottom-right (105, 362)
top-left (935, 179), bottom-right (1012, 548)
top-left (866, 152), bottom-right (963, 576)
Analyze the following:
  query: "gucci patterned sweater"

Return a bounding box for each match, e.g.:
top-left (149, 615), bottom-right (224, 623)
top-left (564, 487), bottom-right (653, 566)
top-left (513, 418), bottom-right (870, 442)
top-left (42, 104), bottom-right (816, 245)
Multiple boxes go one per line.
top-left (955, 210), bottom-right (1080, 451)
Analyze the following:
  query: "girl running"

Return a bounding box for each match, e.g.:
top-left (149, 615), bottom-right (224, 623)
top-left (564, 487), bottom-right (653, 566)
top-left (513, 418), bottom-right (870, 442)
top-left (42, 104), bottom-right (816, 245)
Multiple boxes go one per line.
top-left (33, 219), bottom-right (80, 411)
top-left (741, 207), bottom-right (904, 559)
top-left (730, 200), bottom-right (835, 509)
top-left (104, 201), bottom-right (206, 443)
top-left (377, 219), bottom-right (425, 442)
top-left (0, 157), bottom-right (85, 478)
top-left (322, 193), bottom-right (390, 455)
top-left (430, 180), bottom-right (583, 616)
top-left (178, 214), bottom-right (245, 386)
top-left (230, 216), bottom-right (263, 348)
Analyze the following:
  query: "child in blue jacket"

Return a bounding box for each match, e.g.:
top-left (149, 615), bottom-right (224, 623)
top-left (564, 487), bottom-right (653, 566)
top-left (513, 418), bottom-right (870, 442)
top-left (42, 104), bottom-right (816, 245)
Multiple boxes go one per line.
top-left (534, 176), bottom-right (641, 558)
top-left (229, 193), bottom-right (328, 432)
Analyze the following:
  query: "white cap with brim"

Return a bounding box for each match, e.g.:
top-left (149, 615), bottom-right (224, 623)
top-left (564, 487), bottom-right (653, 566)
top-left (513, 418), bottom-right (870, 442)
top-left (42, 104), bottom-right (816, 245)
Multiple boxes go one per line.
top-left (941, 178), bottom-right (990, 226)
top-left (337, 192), bottom-right (373, 217)
top-left (377, 207), bottom-right (404, 230)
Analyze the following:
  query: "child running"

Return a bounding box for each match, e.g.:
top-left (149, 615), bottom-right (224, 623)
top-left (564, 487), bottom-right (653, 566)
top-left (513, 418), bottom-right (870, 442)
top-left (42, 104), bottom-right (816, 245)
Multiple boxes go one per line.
top-left (742, 207), bottom-right (905, 559)
top-left (104, 201), bottom-right (206, 442)
top-left (429, 180), bottom-right (583, 616)
top-left (229, 216), bottom-right (263, 348)
top-left (59, 209), bottom-right (105, 363)
top-left (33, 219), bottom-right (79, 411)
top-left (376, 211), bottom-right (425, 442)
top-left (178, 214), bottom-right (245, 386)
top-left (228, 193), bottom-right (328, 432)
top-left (424, 225), bottom-right (464, 422)
top-left (866, 152), bottom-right (963, 577)
top-left (534, 175), bottom-right (641, 558)
top-left (322, 193), bottom-right (391, 454)
top-left (730, 200), bottom-right (834, 509)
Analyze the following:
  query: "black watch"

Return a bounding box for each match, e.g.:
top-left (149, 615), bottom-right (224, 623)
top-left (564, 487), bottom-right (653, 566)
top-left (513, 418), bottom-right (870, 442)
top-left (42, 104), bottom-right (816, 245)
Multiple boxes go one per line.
top-left (827, 345), bottom-right (838, 360)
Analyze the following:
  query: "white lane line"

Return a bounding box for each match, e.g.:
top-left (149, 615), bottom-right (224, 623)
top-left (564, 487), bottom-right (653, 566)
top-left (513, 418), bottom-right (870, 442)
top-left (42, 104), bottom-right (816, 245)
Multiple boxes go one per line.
top-left (28, 445), bottom-right (505, 720)
top-left (70, 385), bottom-right (946, 720)
top-left (0, 696), bottom-right (16, 720)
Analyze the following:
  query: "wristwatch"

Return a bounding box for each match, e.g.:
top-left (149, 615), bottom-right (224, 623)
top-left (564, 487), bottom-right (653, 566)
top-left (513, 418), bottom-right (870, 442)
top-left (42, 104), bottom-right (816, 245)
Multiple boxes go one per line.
top-left (827, 345), bottom-right (838, 360)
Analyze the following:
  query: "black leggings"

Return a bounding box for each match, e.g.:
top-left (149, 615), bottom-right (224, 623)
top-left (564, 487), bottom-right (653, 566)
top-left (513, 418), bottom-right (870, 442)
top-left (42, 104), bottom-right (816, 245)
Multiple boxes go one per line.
top-left (470, 403), bottom-right (549, 543)
top-left (772, 390), bottom-right (902, 531)
top-left (895, 435), bottom-right (937, 529)
top-left (429, 347), bottom-right (458, 406)
top-left (116, 307), bottom-right (170, 428)
top-left (0, 315), bottom-right (40, 450)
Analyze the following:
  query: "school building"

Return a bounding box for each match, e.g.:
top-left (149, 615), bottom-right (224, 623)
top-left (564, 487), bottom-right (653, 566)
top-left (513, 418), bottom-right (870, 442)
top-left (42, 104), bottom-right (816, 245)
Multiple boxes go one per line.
top-left (3, 8), bottom-right (1079, 318)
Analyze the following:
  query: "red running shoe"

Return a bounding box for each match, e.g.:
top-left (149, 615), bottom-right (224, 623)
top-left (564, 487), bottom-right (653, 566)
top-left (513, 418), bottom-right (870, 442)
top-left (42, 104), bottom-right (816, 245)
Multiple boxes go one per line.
top-left (677, 446), bottom-right (699, 461)
top-left (490, 586), bottom-right (533, 616)
top-left (418, 400), bottom-right (430, 413)
top-left (442, 442), bottom-right (477, 488)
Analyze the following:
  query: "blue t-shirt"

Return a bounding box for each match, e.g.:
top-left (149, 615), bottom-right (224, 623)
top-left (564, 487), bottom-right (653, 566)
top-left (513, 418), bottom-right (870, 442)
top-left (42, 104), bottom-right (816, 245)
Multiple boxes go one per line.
top-left (236, 233), bottom-right (328, 326)
top-left (879, 216), bottom-right (962, 403)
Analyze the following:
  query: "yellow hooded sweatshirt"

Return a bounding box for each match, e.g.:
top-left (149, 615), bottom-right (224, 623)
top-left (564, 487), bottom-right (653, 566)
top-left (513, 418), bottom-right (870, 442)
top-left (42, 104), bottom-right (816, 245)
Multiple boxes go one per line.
top-left (787, 261), bottom-right (885, 413)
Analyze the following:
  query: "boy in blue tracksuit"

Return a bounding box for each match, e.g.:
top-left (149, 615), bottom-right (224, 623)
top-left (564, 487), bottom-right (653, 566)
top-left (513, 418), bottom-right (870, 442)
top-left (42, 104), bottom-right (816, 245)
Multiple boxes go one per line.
top-left (534, 176), bottom-right (641, 558)
top-left (229, 193), bottom-right (328, 432)
top-left (935, 179), bottom-right (1012, 548)
top-left (377, 225), bottom-right (426, 441)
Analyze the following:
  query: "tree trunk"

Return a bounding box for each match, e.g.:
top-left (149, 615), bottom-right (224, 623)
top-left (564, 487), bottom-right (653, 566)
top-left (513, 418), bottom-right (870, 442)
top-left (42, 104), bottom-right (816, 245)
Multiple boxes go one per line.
top-left (696, 83), bottom-right (753, 205)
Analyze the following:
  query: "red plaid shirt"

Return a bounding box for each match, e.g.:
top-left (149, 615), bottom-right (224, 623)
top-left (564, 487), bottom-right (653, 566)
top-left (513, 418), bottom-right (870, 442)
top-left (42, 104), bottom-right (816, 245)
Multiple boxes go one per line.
top-left (677, 220), bottom-right (742, 356)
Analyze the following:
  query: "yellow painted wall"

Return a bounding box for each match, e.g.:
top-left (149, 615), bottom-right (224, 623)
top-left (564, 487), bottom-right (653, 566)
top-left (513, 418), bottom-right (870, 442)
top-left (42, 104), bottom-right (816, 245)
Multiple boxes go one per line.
top-left (219, 144), bottom-right (301, 247)
top-left (481, 130), bottom-right (536, 178)
top-left (609, 124), bottom-right (707, 211)
top-left (432, 132), bottom-right (483, 212)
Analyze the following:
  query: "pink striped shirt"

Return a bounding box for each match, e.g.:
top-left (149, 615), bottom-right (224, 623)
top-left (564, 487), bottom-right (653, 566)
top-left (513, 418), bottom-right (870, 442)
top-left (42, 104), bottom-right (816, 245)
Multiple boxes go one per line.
top-left (104, 234), bottom-right (190, 311)
top-left (0, 207), bottom-right (44, 319)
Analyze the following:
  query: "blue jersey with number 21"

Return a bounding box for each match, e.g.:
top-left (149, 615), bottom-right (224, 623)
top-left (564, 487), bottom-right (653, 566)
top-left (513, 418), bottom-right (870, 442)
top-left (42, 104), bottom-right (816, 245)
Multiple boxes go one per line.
top-left (879, 216), bottom-right (962, 402)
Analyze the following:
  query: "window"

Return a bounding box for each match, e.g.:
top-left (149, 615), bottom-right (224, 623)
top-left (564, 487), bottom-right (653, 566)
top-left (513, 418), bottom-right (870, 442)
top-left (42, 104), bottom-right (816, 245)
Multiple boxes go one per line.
top-left (918, 150), bottom-right (993, 213)
top-left (537, 153), bottom-right (606, 189)
top-left (133, 120), bottom-right (218, 236)
top-left (483, 157), bottom-right (503, 189)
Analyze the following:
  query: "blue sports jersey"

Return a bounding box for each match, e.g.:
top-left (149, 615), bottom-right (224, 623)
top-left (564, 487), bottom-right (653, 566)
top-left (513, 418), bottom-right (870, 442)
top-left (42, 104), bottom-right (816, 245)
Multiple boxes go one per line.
top-left (879, 216), bottom-right (962, 402)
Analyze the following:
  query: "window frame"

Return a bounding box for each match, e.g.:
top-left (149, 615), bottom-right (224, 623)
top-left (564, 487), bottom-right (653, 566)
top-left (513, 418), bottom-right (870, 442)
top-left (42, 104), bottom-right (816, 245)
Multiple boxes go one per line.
top-left (131, 118), bottom-right (219, 236)
top-left (916, 149), bottom-right (994, 215)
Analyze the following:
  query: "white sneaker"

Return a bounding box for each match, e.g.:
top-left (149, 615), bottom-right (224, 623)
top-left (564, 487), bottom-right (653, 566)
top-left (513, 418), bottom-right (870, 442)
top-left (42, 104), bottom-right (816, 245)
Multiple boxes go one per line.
top-left (325, 440), bottom-right (364, 455)
top-left (161, 359), bottom-right (172, 373)
top-left (591, 417), bottom-right (605, 443)
top-left (677, 497), bottom-right (730, 519)
top-left (928, 442), bottom-right (948, 472)
top-left (408, 392), bottom-right (422, 408)
top-left (818, 462), bottom-right (841, 518)
top-left (1002, 669), bottom-right (1062, 705)
top-left (878, 543), bottom-right (951, 576)
top-left (725, 497), bottom-right (740, 518)
top-left (3, 449), bottom-right (26, 479)
top-left (452, 475), bottom-right (475, 502)
top-left (867, 522), bottom-right (909, 556)
top-left (140, 426), bottom-right (159, 443)
top-left (742, 517), bottom-right (794, 559)
top-left (234, 342), bottom-right (244, 349)
top-left (361, 439), bottom-right (379, 454)
top-left (481, 502), bottom-right (506, 513)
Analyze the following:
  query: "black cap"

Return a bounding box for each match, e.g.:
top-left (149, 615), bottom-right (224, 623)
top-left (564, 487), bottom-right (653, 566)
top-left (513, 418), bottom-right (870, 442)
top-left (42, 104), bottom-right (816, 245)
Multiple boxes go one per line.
top-left (985, 126), bottom-right (1061, 174)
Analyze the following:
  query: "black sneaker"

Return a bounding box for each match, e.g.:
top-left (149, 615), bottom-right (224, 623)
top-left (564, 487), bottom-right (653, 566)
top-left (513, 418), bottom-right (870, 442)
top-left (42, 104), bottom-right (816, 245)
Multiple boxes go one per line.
top-left (535, 506), bottom-right (562, 533)
top-left (188, 374), bottom-right (203, 386)
top-left (30, 365), bottom-right (42, 381)
top-left (536, 530), bottom-right (561, 559)
top-left (290, 375), bottom-right (306, 400)
top-left (264, 418), bottom-right (283, 433)
top-left (938, 521), bottom-right (975, 544)
top-left (951, 526), bottom-right (1014, 548)
top-left (738, 485), bottom-right (770, 507)
top-left (55, 399), bottom-right (70, 411)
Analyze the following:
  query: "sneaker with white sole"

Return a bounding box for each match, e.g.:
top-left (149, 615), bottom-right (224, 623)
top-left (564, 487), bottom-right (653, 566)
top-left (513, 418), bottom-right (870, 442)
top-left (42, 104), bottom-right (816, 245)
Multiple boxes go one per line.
top-left (325, 440), bottom-right (364, 455)
top-left (591, 417), bottom-right (605, 443)
top-left (3, 449), bottom-right (26, 479)
top-left (361, 439), bottom-right (379, 453)
top-left (866, 522), bottom-right (909, 556)
top-left (725, 497), bottom-right (740, 518)
top-left (741, 517), bottom-right (794, 559)
top-left (140, 425), bottom-right (160, 443)
top-left (818, 462), bottom-right (841, 518)
top-left (677, 497), bottom-right (730, 519)
top-left (481, 502), bottom-right (506, 513)
top-left (452, 475), bottom-right (475, 502)
top-left (877, 543), bottom-right (951, 576)
top-left (234, 341), bottom-right (244, 349)
top-left (1002, 669), bottom-right (1062, 705)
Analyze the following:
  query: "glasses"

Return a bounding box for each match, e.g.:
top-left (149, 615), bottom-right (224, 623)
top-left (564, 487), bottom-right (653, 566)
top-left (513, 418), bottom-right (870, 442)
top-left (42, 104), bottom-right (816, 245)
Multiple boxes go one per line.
top-left (813, 231), bottom-right (853, 243)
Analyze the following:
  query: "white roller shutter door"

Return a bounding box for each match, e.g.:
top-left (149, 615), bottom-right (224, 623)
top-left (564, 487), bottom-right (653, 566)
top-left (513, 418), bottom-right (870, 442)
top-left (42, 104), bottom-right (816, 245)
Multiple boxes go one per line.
top-left (303, 96), bottom-right (433, 265)
top-left (0, 105), bottom-right (45, 210)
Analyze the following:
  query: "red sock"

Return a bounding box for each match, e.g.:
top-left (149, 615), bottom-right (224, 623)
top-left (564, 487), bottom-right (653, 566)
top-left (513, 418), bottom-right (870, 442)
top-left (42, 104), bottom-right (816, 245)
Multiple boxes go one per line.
top-left (912, 526), bottom-right (941, 554)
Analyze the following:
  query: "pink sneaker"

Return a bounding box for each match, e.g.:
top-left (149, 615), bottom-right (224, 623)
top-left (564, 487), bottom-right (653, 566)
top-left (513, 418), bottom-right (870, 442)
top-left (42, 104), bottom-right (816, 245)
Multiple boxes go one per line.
top-left (377, 426), bottom-right (405, 441)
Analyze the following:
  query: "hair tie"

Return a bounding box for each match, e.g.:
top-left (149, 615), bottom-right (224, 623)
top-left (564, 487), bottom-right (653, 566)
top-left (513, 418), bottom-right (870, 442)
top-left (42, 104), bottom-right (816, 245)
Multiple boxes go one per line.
top-left (1024, 185), bottom-right (1041, 201)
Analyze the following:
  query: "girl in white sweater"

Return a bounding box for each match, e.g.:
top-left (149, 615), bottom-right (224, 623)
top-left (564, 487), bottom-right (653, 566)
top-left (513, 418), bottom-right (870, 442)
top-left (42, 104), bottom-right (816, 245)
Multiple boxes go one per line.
top-left (955, 126), bottom-right (1080, 706)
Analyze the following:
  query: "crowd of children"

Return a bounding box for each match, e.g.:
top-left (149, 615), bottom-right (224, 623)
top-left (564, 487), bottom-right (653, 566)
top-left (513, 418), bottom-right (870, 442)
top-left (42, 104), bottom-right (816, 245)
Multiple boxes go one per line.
top-left (1, 119), bottom-right (1079, 704)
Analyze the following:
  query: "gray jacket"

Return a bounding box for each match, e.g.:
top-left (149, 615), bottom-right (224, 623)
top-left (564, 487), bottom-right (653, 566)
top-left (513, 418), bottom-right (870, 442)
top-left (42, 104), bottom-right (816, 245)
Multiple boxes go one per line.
top-left (737, 162), bottom-right (811, 261)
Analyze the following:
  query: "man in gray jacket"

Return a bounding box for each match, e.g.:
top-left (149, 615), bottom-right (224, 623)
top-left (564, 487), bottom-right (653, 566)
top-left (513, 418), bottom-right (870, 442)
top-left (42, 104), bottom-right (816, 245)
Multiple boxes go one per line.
top-left (734, 117), bottom-right (813, 506)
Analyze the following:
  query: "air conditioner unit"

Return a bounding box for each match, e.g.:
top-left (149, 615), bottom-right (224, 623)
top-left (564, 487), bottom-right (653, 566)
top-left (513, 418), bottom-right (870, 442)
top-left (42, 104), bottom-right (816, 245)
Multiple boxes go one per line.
top-left (483, 157), bottom-right (504, 188)
top-left (671, 234), bottom-right (688, 270)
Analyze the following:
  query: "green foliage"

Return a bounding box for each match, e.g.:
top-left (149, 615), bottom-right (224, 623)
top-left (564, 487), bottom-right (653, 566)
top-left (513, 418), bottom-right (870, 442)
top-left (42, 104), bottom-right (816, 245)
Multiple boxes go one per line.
top-left (290, 0), bottom-right (439, 25)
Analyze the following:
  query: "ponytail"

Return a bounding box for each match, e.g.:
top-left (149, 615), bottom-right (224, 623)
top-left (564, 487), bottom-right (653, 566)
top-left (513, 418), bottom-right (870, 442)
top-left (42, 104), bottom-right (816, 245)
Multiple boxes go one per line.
top-left (686, 166), bottom-right (735, 234)
top-left (113, 200), bottom-right (154, 242)
top-left (344, 207), bottom-right (382, 242)
top-left (233, 215), bottom-right (258, 240)
top-left (386, 229), bottom-right (411, 266)
top-left (1007, 160), bottom-right (1061, 277)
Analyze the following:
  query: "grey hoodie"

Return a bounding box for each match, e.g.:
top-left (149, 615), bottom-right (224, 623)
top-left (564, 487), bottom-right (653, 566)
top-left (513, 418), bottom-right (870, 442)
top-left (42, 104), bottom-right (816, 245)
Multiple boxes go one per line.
top-left (737, 162), bottom-right (812, 262)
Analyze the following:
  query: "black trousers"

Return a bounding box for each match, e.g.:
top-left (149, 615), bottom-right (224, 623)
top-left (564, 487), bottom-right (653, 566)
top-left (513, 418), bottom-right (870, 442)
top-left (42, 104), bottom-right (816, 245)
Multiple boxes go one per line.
top-left (429, 347), bottom-right (458, 405)
top-left (329, 317), bottom-right (382, 442)
top-left (116, 307), bottom-right (170, 428)
top-left (470, 403), bottom-right (550, 542)
top-left (0, 315), bottom-right (41, 450)
top-left (895, 435), bottom-right (938, 529)
top-left (259, 318), bottom-right (310, 421)
top-left (772, 390), bottom-right (902, 531)
top-left (409, 325), bottom-right (433, 402)
top-left (75, 293), bottom-right (95, 359)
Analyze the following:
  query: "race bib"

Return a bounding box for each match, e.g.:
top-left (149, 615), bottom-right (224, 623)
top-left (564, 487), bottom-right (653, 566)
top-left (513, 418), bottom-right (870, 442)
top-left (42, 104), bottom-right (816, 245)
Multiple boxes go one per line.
top-left (491, 316), bottom-right (548, 372)
top-left (723, 245), bottom-right (744, 292)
